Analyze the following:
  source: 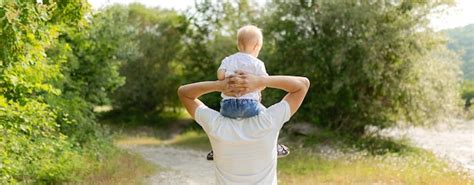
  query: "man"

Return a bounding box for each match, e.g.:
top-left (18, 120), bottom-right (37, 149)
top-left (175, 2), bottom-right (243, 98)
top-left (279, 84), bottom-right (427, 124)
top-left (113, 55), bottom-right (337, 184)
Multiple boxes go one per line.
top-left (177, 72), bottom-right (309, 184)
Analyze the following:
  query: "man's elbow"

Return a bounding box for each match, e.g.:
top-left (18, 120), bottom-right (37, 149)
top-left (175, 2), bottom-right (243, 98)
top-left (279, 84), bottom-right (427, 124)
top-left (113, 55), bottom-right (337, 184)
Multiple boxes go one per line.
top-left (177, 85), bottom-right (185, 98)
top-left (300, 77), bottom-right (310, 90)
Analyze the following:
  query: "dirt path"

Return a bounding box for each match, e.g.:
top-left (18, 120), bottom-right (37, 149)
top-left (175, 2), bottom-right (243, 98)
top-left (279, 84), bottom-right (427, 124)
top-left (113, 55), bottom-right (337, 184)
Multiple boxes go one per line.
top-left (383, 119), bottom-right (474, 175)
top-left (123, 145), bottom-right (215, 185)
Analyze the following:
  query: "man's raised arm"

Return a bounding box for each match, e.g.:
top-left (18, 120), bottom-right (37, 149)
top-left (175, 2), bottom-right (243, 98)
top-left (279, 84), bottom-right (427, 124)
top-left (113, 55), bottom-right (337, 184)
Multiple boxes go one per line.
top-left (263, 76), bottom-right (309, 115)
top-left (178, 74), bottom-right (309, 118)
top-left (177, 81), bottom-right (225, 119)
top-left (231, 74), bottom-right (310, 115)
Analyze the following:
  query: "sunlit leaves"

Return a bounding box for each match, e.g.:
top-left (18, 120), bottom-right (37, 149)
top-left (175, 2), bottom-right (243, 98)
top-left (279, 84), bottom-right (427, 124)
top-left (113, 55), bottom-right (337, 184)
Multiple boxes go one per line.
top-left (0, 1), bottom-right (108, 183)
top-left (261, 0), bottom-right (461, 133)
top-left (111, 4), bottom-right (188, 113)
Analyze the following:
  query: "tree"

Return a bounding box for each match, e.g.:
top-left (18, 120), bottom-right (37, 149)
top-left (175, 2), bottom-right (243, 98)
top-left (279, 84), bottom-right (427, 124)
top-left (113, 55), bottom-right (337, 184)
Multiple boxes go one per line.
top-left (462, 80), bottom-right (474, 110)
top-left (0, 0), bottom-right (135, 182)
top-left (111, 4), bottom-right (188, 113)
top-left (0, 1), bottom-right (92, 182)
top-left (445, 24), bottom-right (474, 80)
top-left (260, 0), bottom-right (461, 133)
top-left (46, 3), bottom-right (139, 144)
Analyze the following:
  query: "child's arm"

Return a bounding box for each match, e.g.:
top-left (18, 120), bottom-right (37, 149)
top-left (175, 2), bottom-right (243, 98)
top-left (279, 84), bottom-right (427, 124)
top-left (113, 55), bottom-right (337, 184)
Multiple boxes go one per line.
top-left (256, 62), bottom-right (268, 92)
top-left (217, 69), bottom-right (226, 80)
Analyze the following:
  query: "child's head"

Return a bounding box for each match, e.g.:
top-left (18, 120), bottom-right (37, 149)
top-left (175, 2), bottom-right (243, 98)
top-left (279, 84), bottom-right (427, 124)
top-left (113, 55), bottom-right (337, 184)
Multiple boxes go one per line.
top-left (237, 25), bottom-right (263, 57)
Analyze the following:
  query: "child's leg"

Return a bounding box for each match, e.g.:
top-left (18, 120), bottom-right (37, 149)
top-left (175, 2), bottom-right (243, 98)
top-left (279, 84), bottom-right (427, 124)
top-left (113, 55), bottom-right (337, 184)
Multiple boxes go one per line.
top-left (239, 99), bottom-right (261, 118)
top-left (220, 99), bottom-right (240, 118)
top-left (221, 99), bottom-right (261, 118)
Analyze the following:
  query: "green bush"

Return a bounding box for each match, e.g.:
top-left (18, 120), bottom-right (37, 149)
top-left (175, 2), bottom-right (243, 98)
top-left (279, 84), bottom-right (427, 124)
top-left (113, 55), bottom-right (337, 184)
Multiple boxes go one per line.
top-left (0, 1), bottom-right (81, 183)
top-left (47, 3), bottom-right (138, 145)
top-left (462, 80), bottom-right (474, 109)
top-left (260, 0), bottom-right (461, 133)
top-left (111, 4), bottom-right (188, 113)
top-left (0, 1), bottom-right (130, 183)
top-left (445, 24), bottom-right (474, 80)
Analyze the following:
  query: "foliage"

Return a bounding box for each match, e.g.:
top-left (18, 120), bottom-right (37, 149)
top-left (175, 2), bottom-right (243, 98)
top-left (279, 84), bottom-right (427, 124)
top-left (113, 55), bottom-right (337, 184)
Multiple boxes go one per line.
top-left (47, 2), bottom-right (138, 145)
top-left (462, 80), bottom-right (474, 110)
top-left (259, 0), bottom-right (461, 133)
top-left (0, 0), bottom-right (132, 183)
top-left (445, 24), bottom-right (474, 80)
top-left (111, 4), bottom-right (188, 113)
top-left (0, 1), bottom-right (84, 183)
top-left (462, 80), bottom-right (474, 99)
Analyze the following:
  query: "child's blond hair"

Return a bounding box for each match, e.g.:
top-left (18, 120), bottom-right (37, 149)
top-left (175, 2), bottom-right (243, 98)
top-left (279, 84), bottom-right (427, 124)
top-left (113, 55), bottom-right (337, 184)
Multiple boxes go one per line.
top-left (237, 25), bottom-right (263, 51)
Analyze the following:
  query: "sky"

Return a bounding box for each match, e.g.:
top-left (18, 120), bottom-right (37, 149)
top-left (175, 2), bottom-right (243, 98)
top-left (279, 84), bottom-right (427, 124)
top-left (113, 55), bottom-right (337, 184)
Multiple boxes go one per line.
top-left (87, 0), bottom-right (474, 30)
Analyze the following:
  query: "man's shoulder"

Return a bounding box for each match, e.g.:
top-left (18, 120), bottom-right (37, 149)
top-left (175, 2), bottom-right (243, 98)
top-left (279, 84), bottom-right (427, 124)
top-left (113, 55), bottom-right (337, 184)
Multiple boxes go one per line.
top-left (195, 105), bottom-right (221, 128)
top-left (263, 100), bottom-right (288, 111)
top-left (261, 101), bottom-right (291, 124)
top-left (255, 58), bottom-right (265, 67)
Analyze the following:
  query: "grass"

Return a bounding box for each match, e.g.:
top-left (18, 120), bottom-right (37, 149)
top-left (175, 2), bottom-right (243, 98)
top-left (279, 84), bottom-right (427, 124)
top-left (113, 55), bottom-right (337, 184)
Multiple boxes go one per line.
top-left (467, 110), bottom-right (474, 120)
top-left (98, 107), bottom-right (191, 129)
top-left (79, 148), bottom-right (157, 185)
top-left (278, 129), bottom-right (473, 184)
top-left (101, 107), bottom-right (211, 151)
top-left (115, 129), bottom-right (212, 151)
top-left (61, 107), bottom-right (167, 185)
top-left (277, 148), bottom-right (472, 184)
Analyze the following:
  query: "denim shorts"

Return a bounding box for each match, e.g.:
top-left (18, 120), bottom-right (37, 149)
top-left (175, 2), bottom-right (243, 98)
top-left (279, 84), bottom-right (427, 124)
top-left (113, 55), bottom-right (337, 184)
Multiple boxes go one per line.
top-left (220, 99), bottom-right (261, 119)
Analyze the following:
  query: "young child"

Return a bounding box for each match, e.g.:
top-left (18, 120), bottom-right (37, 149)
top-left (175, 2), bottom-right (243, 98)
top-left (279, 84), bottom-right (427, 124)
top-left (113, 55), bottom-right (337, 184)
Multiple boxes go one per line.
top-left (206, 25), bottom-right (290, 160)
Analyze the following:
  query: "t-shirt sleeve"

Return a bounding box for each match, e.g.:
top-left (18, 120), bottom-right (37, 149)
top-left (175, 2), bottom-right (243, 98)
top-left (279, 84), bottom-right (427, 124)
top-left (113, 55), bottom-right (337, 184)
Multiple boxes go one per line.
top-left (218, 58), bottom-right (229, 71)
top-left (195, 105), bottom-right (220, 132)
top-left (256, 61), bottom-right (269, 76)
top-left (219, 58), bottom-right (236, 77)
top-left (265, 100), bottom-right (291, 129)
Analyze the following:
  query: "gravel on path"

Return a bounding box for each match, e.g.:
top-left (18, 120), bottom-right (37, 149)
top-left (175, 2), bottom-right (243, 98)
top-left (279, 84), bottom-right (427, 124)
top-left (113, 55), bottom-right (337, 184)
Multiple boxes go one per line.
top-left (123, 145), bottom-right (215, 185)
top-left (383, 119), bottom-right (474, 176)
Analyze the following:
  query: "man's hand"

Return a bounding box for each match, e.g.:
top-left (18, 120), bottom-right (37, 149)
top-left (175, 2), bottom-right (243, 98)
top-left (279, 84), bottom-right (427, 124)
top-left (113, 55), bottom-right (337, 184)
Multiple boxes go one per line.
top-left (221, 76), bottom-right (241, 97)
top-left (222, 71), bottom-right (265, 96)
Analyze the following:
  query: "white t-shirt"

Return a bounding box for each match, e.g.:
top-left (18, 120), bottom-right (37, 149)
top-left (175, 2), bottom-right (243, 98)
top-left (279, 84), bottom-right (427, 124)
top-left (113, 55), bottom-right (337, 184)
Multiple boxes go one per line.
top-left (218, 52), bottom-right (268, 100)
top-left (195, 100), bottom-right (291, 185)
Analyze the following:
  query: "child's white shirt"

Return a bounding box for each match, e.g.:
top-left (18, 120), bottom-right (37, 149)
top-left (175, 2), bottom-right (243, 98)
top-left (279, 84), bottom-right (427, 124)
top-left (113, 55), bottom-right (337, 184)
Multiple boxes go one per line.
top-left (218, 52), bottom-right (268, 100)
